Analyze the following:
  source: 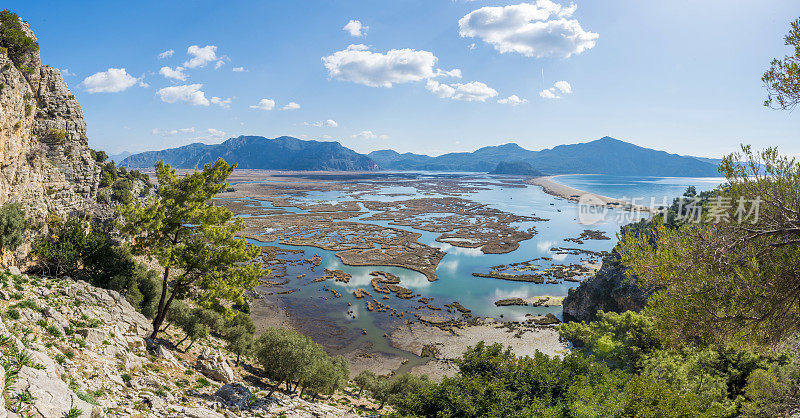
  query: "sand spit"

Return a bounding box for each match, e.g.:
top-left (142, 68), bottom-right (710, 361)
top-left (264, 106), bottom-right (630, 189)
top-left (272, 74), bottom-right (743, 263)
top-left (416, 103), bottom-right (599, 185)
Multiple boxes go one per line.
top-left (529, 175), bottom-right (652, 213)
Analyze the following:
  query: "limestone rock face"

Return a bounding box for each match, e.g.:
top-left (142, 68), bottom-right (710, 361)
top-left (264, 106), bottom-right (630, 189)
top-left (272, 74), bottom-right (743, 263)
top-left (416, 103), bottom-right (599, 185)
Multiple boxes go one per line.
top-left (0, 16), bottom-right (100, 264)
top-left (562, 254), bottom-right (650, 322)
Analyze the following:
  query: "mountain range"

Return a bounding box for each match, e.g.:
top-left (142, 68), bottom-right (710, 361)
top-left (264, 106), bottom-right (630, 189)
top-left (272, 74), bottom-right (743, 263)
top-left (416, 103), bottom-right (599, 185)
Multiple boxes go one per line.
top-left (120, 135), bottom-right (721, 177)
top-left (120, 136), bottom-right (377, 171)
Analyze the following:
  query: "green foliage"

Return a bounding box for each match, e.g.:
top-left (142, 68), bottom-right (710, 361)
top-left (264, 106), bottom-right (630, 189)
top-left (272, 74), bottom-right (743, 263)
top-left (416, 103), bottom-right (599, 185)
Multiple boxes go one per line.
top-left (254, 327), bottom-right (348, 397)
top-left (0, 10), bottom-right (38, 67)
top-left (0, 202), bottom-right (24, 253)
top-left (111, 178), bottom-right (133, 205)
top-left (30, 217), bottom-right (163, 319)
top-left (89, 149), bottom-right (108, 163)
top-left (120, 158), bottom-right (262, 339)
top-left (619, 146), bottom-right (800, 346)
top-left (353, 370), bottom-right (376, 397)
top-left (558, 310), bottom-right (660, 371)
top-left (763, 18), bottom-right (800, 110)
top-left (0, 203), bottom-right (25, 251)
top-left (392, 342), bottom-right (726, 417)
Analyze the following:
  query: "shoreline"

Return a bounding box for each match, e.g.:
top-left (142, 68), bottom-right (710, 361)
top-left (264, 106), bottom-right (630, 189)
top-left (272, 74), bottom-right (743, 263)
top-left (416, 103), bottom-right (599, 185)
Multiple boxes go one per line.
top-left (528, 175), bottom-right (652, 213)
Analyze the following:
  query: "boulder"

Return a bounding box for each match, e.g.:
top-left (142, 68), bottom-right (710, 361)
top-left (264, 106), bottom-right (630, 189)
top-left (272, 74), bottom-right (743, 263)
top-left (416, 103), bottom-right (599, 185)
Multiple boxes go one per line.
top-left (214, 383), bottom-right (253, 410)
top-left (14, 365), bottom-right (94, 417)
top-left (76, 328), bottom-right (106, 345)
top-left (155, 345), bottom-right (181, 367)
top-left (196, 348), bottom-right (236, 383)
top-left (7, 266), bottom-right (21, 276)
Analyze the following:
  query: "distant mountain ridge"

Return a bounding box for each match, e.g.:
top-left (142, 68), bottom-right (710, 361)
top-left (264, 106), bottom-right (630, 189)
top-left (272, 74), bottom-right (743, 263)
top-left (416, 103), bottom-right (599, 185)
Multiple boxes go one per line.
top-left (121, 135), bottom-right (721, 177)
top-left (121, 136), bottom-right (377, 171)
top-left (370, 136), bottom-right (721, 177)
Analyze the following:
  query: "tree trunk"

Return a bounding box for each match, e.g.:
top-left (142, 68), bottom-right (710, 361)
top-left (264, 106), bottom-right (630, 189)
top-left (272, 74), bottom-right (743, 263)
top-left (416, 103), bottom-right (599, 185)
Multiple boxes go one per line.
top-left (186, 339), bottom-right (195, 351)
top-left (267, 380), bottom-right (282, 397)
top-left (176, 334), bottom-right (189, 348)
top-left (150, 265), bottom-right (171, 339)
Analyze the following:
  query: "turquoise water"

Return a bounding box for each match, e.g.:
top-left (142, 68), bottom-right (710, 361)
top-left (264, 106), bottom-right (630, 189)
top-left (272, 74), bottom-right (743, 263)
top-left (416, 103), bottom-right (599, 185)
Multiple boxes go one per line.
top-left (552, 175), bottom-right (725, 206)
top-left (242, 173), bottom-right (723, 356)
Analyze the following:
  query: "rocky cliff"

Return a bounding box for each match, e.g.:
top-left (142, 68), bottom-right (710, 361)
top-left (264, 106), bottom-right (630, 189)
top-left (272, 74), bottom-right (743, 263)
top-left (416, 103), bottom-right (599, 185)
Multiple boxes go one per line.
top-left (562, 254), bottom-right (651, 322)
top-left (0, 15), bottom-right (100, 262)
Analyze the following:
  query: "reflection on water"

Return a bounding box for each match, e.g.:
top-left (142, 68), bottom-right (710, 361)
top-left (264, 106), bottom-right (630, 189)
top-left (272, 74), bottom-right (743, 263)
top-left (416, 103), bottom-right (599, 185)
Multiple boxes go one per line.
top-left (245, 173), bottom-right (721, 357)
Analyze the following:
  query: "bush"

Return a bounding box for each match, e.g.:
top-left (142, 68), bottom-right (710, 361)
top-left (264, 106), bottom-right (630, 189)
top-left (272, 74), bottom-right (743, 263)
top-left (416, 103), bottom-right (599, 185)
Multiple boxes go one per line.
top-left (0, 10), bottom-right (39, 67)
top-left (392, 342), bottom-right (727, 417)
top-left (254, 327), bottom-right (348, 397)
top-left (0, 202), bottom-right (24, 253)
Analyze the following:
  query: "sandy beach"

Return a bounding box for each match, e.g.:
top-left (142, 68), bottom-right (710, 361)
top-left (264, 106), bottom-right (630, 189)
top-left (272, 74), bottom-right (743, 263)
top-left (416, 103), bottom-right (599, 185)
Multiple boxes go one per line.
top-left (389, 320), bottom-right (569, 380)
top-left (528, 175), bottom-right (652, 212)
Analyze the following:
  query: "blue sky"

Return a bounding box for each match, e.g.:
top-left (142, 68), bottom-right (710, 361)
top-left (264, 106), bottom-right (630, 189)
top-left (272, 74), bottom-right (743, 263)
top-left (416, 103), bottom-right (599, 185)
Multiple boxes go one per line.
top-left (8, 0), bottom-right (800, 157)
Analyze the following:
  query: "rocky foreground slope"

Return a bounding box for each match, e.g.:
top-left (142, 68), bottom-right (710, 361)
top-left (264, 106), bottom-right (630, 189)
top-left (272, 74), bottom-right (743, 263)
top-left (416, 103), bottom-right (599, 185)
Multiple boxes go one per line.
top-left (0, 267), bottom-right (359, 417)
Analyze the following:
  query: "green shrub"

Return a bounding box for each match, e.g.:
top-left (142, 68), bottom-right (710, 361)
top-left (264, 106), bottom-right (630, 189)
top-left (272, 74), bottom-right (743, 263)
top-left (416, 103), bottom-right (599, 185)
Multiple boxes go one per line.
top-left (5, 308), bottom-right (19, 320)
top-left (0, 10), bottom-right (39, 67)
top-left (0, 202), bottom-right (24, 253)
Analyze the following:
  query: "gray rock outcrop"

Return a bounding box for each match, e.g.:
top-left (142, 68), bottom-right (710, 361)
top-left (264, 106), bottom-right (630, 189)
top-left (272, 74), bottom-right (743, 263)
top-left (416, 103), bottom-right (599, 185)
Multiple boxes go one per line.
top-left (0, 15), bottom-right (100, 265)
top-left (562, 254), bottom-right (651, 322)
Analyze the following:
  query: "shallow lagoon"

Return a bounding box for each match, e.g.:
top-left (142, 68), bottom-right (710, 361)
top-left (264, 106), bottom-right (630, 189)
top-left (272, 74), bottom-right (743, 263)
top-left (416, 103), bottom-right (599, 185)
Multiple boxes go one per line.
top-left (241, 173), bottom-right (722, 358)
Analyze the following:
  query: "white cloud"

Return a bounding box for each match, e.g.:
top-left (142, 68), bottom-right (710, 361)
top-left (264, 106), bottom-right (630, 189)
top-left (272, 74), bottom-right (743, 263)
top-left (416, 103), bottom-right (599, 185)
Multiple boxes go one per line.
top-left (158, 49), bottom-right (175, 59)
top-left (343, 20), bottom-right (368, 37)
top-left (156, 84), bottom-right (210, 106)
top-left (498, 94), bottom-right (528, 105)
top-left (305, 119), bottom-right (338, 128)
top-left (554, 80), bottom-right (572, 93)
top-left (425, 80), bottom-right (498, 102)
top-left (184, 45), bottom-right (218, 68)
top-left (214, 60), bottom-right (226, 69)
top-left (321, 134), bottom-right (334, 139)
top-left (80, 68), bottom-right (141, 93)
top-left (207, 128), bottom-right (226, 137)
top-left (232, 66), bottom-right (245, 72)
top-left (59, 68), bottom-right (75, 77)
top-left (539, 88), bottom-right (559, 99)
top-left (458, 1), bottom-right (598, 58)
top-left (281, 102), bottom-right (301, 110)
top-left (323, 44), bottom-right (442, 88)
top-left (436, 68), bottom-right (462, 78)
top-left (352, 130), bottom-right (388, 140)
top-left (539, 80), bottom-right (573, 99)
top-left (159, 66), bottom-right (187, 81)
top-left (152, 127), bottom-right (195, 136)
top-left (210, 96), bottom-right (232, 108)
top-left (250, 98), bottom-right (276, 111)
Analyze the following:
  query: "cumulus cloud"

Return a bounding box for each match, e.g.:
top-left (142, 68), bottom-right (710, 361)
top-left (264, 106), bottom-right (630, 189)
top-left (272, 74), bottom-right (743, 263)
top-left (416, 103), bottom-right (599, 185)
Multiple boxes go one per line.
top-left (156, 84), bottom-right (210, 105)
top-left (305, 119), bottom-right (338, 128)
top-left (250, 98), bottom-right (275, 111)
top-left (184, 45), bottom-right (218, 68)
top-left (210, 96), bottom-right (232, 108)
top-left (80, 68), bottom-right (141, 93)
top-left (281, 102), bottom-right (301, 110)
top-left (539, 80), bottom-right (572, 99)
top-left (159, 66), bottom-right (187, 81)
top-left (497, 94), bottom-right (528, 105)
top-left (458, 1), bottom-right (598, 58)
top-left (425, 80), bottom-right (498, 102)
top-left (322, 44), bottom-right (458, 88)
top-left (352, 130), bottom-right (388, 140)
top-left (158, 49), bottom-right (174, 59)
top-left (553, 80), bottom-right (572, 94)
top-left (232, 66), bottom-right (245, 72)
top-left (343, 20), bottom-right (368, 37)
top-left (59, 68), bottom-right (75, 77)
